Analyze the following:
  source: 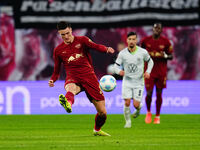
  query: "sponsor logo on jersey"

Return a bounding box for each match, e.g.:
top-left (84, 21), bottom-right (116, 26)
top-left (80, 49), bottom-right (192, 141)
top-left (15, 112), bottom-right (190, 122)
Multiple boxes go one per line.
top-left (149, 51), bottom-right (163, 57)
top-left (159, 45), bottom-right (165, 49)
top-left (75, 53), bottom-right (83, 59)
top-left (68, 56), bottom-right (75, 63)
top-left (155, 52), bottom-right (162, 57)
top-left (75, 44), bottom-right (81, 49)
top-left (68, 53), bottom-right (84, 63)
top-left (128, 63), bottom-right (138, 73)
top-left (149, 52), bottom-right (154, 57)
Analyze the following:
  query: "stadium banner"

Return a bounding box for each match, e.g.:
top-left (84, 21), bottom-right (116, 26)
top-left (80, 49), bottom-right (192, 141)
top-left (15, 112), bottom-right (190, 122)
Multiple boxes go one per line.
top-left (12, 0), bottom-right (200, 29)
top-left (0, 80), bottom-right (200, 115)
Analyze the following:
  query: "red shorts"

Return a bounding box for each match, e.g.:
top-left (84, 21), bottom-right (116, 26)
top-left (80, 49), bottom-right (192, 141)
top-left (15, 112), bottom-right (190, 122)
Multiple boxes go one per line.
top-left (145, 76), bottom-right (167, 91)
top-left (64, 74), bottom-right (105, 102)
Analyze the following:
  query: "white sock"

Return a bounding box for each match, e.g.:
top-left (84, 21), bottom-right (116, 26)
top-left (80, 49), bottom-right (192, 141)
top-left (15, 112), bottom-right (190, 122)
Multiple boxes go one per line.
top-left (138, 103), bottom-right (143, 110)
top-left (93, 129), bottom-right (100, 132)
top-left (124, 105), bottom-right (131, 123)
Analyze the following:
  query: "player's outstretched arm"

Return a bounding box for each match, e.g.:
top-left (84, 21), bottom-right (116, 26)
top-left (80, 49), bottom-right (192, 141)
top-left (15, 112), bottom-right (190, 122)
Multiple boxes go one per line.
top-left (145, 57), bottom-right (154, 75)
top-left (82, 36), bottom-right (115, 53)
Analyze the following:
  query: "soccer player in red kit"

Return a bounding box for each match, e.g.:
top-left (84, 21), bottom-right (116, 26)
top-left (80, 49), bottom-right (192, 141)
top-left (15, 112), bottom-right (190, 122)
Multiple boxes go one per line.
top-left (48, 21), bottom-right (115, 136)
top-left (141, 23), bottom-right (173, 124)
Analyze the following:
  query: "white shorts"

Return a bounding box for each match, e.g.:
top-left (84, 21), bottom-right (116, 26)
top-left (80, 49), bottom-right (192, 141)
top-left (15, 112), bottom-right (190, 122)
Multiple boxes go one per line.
top-left (122, 86), bottom-right (144, 102)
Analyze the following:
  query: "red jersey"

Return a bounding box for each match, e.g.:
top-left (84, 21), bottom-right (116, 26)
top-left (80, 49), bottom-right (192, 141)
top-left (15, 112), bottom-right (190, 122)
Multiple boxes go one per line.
top-left (50, 36), bottom-right (107, 82)
top-left (141, 35), bottom-right (173, 78)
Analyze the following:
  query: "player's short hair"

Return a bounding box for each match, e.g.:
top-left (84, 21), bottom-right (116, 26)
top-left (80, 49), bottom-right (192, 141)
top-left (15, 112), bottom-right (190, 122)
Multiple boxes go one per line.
top-left (57, 21), bottom-right (71, 30)
top-left (127, 32), bottom-right (137, 38)
top-left (153, 22), bottom-right (162, 28)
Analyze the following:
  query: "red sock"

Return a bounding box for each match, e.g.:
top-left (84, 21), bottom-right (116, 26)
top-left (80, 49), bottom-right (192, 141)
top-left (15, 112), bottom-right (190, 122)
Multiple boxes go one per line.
top-left (65, 92), bottom-right (74, 105)
top-left (156, 92), bottom-right (162, 116)
top-left (94, 113), bottom-right (107, 131)
top-left (145, 96), bottom-right (152, 112)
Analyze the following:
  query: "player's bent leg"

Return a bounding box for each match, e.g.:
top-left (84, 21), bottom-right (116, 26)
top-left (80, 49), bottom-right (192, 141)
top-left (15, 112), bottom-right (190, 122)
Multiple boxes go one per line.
top-left (59, 94), bottom-right (72, 113)
top-left (64, 83), bottom-right (81, 105)
top-left (65, 83), bottom-right (81, 95)
top-left (132, 100), bottom-right (142, 118)
top-left (60, 83), bottom-right (81, 113)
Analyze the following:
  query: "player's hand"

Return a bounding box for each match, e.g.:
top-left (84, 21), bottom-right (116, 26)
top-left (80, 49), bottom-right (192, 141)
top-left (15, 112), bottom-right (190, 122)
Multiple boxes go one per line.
top-left (162, 52), bottom-right (173, 60)
top-left (161, 51), bottom-right (168, 58)
top-left (119, 70), bottom-right (125, 76)
top-left (144, 72), bottom-right (150, 79)
top-left (107, 47), bottom-right (115, 54)
top-left (48, 80), bottom-right (54, 87)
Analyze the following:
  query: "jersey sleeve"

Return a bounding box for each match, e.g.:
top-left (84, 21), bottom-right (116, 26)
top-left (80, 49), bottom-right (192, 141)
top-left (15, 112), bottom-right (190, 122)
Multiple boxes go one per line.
top-left (50, 48), bottom-right (61, 82)
top-left (143, 49), bottom-right (151, 62)
top-left (114, 52), bottom-right (123, 74)
top-left (82, 36), bottom-right (107, 52)
top-left (164, 39), bottom-right (173, 55)
top-left (143, 49), bottom-right (154, 74)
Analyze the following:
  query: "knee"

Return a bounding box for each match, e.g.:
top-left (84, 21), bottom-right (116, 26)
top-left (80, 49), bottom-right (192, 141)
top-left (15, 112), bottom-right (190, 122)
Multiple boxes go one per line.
top-left (134, 103), bottom-right (140, 109)
top-left (124, 99), bottom-right (131, 107)
top-left (98, 107), bottom-right (107, 117)
top-left (156, 92), bottom-right (162, 99)
top-left (146, 91), bottom-right (153, 98)
top-left (98, 111), bottom-right (107, 118)
top-left (133, 100), bottom-right (140, 108)
top-left (65, 83), bottom-right (79, 95)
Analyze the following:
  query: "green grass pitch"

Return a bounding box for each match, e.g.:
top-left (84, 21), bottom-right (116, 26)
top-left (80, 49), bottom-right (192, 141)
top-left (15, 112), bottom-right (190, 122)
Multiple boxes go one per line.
top-left (0, 114), bottom-right (199, 150)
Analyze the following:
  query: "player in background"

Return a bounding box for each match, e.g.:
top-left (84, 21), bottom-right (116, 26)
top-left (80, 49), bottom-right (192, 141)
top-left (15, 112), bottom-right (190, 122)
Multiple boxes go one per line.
top-left (114, 32), bottom-right (153, 128)
top-left (48, 21), bottom-right (115, 136)
top-left (107, 41), bottom-right (126, 80)
top-left (141, 23), bottom-right (173, 124)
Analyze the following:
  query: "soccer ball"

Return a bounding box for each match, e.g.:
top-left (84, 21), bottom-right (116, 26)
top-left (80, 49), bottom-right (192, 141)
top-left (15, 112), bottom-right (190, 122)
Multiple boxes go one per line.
top-left (99, 75), bottom-right (116, 92)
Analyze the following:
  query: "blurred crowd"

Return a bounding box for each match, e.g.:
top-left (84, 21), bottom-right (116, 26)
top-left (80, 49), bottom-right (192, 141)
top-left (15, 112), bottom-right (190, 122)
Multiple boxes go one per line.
top-left (1, 13), bottom-right (200, 81)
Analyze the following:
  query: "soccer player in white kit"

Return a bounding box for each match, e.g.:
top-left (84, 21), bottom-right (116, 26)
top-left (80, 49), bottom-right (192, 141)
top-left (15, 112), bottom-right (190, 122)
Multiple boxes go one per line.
top-left (114, 32), bottom-right (154, 128)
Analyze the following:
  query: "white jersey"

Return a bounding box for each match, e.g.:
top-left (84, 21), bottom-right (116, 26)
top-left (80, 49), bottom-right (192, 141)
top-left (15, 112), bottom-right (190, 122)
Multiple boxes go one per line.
top-left (114, 46), bottom-right (153, 88)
